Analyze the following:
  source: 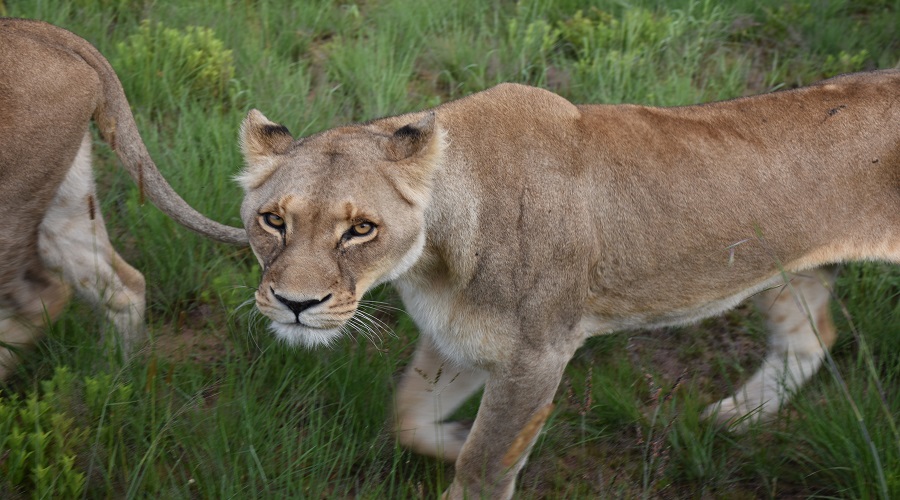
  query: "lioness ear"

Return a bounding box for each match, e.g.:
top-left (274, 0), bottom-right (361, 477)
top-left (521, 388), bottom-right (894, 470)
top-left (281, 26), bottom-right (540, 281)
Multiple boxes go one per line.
top-left (383, 112), bottom-right (445, 207)
top-left (237, 109), bottom-right (293, 190)
top-left (386, 112), bottom-right (438, 162)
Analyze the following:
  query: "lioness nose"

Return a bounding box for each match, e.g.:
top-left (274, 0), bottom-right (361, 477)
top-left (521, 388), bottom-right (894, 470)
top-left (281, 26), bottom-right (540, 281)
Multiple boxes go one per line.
top-left (274, 292), bottom-right (332, 315)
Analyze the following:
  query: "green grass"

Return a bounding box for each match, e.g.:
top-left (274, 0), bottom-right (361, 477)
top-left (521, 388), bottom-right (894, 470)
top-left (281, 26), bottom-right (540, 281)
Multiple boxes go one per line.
top-left (2, 0), bottom-right (899, 497)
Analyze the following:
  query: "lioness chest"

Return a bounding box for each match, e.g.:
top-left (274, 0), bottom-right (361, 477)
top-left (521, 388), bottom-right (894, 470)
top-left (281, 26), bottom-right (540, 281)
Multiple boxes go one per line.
top-left (394, 279), bottom-right (519, 367)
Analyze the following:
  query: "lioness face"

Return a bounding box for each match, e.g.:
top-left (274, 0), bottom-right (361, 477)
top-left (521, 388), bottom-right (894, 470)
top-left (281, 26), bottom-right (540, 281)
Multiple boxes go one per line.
top-left (237, 110), bottom-right (442, 347)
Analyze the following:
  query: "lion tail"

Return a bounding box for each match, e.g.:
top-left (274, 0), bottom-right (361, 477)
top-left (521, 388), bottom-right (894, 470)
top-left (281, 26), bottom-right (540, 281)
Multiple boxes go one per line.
top-left (8, 19), bottom-right (248, 246)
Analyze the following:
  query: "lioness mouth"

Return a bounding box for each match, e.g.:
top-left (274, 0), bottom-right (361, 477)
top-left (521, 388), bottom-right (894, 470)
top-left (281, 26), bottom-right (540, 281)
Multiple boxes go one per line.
top-left (268, 320), bottom-right (343, 348)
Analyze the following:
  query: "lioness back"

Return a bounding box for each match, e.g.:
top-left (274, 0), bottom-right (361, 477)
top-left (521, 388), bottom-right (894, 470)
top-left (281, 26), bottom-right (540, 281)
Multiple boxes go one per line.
top-left (576, 71), bottom-right (900, 329)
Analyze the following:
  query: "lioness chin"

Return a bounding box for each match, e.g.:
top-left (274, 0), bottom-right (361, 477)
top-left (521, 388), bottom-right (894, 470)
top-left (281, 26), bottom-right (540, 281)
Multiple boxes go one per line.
top-left (239, 70), bottom-right (900, 499)
top-left (0, 19), bottom-right (247, 379)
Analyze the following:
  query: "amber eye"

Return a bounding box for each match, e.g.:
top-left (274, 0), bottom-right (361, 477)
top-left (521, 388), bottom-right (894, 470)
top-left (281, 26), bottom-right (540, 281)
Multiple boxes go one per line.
top-left (262, 213), bottom-right (285, 230)
top-left (347, 222), bottom-right (375, 238)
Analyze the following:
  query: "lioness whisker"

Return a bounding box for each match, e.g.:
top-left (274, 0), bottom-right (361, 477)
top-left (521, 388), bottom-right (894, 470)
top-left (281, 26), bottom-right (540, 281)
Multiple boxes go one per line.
top-left (355, 310), bottom-right (391, 338)
top-left (347, 315), bottom-right (381, 345)
top-left (359, 299), bottom-right (406, 315)
top-left (244, 308), bottom-right (267, 352)
top-left (349, 314), bottom-right (386, 349)
top-left (356, 303), bottom-right (401, 339)
top-left (355, 309), bottom-right (397, 339)
top-left (232, 297), bottom-right (258, 316)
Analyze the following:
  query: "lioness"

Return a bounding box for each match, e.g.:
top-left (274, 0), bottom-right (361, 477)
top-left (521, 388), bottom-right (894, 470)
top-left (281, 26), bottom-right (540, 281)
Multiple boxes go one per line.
top-left (0, 19), bottom-right (248, 379)
top-left (238, 70), bottom-right (900, 498)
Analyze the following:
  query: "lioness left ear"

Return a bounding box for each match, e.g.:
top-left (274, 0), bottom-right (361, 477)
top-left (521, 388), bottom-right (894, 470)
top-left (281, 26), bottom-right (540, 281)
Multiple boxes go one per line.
top-left (386, 112), bottom-right (437, 162)
top-left (237, 109), bottom-right (294, 190)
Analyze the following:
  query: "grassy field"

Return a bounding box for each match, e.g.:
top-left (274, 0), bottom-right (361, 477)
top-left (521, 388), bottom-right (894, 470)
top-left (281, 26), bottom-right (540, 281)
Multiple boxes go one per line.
top-left (2, 0), bottom-right (899, 497)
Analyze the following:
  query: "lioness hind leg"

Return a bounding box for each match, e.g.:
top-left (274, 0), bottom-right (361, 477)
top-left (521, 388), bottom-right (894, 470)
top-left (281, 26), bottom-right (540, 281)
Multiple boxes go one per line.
top-left (0, 270), bottom-right (72, 379)
top-left (394, 336), bottom-right (488, 461)
top-left (106, 251), bottom-right (146, 351)
top-left (706, 267), bottom-right (837, 425)
top-left (0, 318), bottom-right (34, 380)
top-left (37, 133), bottom-right (146, 355)
top-left (0, 316), bottom-right (47, 380)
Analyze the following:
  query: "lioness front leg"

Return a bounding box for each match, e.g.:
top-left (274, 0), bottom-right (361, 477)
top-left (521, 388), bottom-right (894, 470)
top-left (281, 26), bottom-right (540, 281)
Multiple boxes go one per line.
top-left (394, 336), bottom-right (487, 461)
top-left (446, 345), bottom-right (574, 500)
top-left (706, 267), bottom-right (837, 424)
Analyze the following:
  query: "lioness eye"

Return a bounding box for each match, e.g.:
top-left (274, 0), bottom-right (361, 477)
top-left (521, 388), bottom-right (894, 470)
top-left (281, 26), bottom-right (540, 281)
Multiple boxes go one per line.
top-left (262, 213), bottom-right (285, 230)
top-left (348, 222), bottom-right (374, 237)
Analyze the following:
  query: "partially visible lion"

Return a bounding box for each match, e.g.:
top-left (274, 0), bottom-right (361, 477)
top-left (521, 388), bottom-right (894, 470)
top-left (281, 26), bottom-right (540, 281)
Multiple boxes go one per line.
top-left (237, 71), bottom-right (900, 499)
top-left (0, 19), bottom-right (248, 379)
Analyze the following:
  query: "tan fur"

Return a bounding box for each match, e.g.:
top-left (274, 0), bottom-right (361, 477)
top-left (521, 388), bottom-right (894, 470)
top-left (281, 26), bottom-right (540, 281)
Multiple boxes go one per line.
top-left (0, 19), bottom-right (248, 379)
top-left (239, 71), bottom-right (900, 499)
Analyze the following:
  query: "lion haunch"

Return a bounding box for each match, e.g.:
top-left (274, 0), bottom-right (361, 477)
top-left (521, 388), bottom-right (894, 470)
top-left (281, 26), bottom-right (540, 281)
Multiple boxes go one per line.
top-left (0, 19), bottom-right (247, 379)
top-left (238, 71), bottom-right (900, 499)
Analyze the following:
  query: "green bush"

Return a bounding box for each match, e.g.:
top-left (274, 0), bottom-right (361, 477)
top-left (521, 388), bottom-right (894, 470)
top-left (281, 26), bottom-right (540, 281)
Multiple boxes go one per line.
top-left (115, 20), bottom-right (237, 110)
top-left (1, 367), bottom-right (87, 498)
top-left (1, 367), bottom-right (136, 498)
top-left (556, 8), bottom-right (674, 61)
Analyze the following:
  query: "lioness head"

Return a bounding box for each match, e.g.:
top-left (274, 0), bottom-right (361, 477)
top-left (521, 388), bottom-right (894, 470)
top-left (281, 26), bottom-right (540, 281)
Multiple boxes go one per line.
top-left (237, 110), bottom-right (444, 347)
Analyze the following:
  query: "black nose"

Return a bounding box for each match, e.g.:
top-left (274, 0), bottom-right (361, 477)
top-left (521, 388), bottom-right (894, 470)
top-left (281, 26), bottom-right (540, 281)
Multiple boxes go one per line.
top-left (273, 292), bottom-right (332, 315)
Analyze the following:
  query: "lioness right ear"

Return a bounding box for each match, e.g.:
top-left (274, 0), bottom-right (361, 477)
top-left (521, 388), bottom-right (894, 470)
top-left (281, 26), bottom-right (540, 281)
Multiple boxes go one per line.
top-left (386, 112), bottom-right (437, 162)
top-left (382, 112), bottom-right (445, 207)
top-left (237, 109), bottom-right (294, 190)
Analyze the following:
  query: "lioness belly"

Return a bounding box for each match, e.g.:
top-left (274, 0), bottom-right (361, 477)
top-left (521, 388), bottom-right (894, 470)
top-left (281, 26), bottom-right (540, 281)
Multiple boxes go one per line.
top-left (579, 272), bottom-right (789, 335)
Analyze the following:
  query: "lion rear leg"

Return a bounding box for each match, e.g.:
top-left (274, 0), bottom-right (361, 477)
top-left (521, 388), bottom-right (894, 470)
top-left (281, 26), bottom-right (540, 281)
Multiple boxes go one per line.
top-left (0, 268), bottom-right (72, 379)
top-left (105, 251), bottom-right (146, 352)
top-left (706, 267), bottom-right (837, 425)
top-left (0, 317), bottom-right (36, 380)
top-left (37, 132), bottom-right (146, 355)
top-left (394, 336), bottom-right (488, 461)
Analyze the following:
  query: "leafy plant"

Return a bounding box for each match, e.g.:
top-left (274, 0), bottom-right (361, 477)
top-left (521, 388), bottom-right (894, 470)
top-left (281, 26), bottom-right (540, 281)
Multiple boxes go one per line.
top-left (115, 20), bottom-right (237, 109)
top-left (1, 367), bottom-right (88, 498)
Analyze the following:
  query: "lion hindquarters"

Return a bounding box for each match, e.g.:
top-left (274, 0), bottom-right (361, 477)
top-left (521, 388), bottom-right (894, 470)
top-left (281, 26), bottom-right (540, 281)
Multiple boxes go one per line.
top-left (394, 337), bottom-right (488, 462)
top-left (37, 133), bottom-right (146, 355)
top-left (706, 268), bottom-right (837, 424)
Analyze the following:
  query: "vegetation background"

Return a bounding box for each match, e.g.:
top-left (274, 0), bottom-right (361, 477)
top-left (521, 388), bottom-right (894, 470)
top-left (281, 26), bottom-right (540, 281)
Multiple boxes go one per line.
top-left (1, 0), bottom-right (899, 497)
